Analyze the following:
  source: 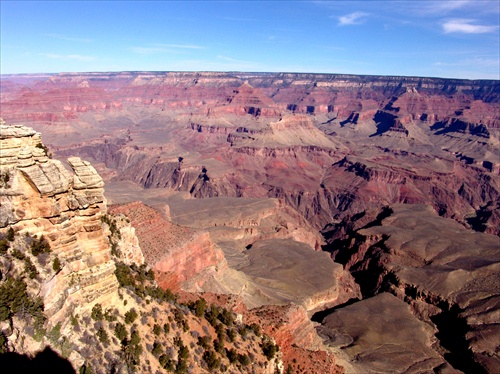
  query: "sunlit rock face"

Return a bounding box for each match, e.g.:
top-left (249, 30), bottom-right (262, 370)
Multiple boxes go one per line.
top-left (1, 71), bottom-right (499, 373)
top-left (0, 123), bottom-right (118, 322)
top-left (2, 72), bottom-right (496, 234)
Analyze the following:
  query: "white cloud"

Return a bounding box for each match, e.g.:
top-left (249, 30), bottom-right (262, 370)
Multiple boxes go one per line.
top-left (443, 19), bottom-right (499, 33)
top-left (337, 12), bottom-right (369, 26)
top-left (40, 53), bottom-right (95, 61)
top-left (422, 0), bottom-right (471, 14)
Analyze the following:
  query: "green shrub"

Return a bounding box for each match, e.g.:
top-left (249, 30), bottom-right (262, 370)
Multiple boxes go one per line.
top-left (30, 235), bottom-right (51, 256)
top-left (218, 308), bottom-right (234, 326)
top-left (24, 257), bottom-right (38, 279)
top-left (153, 324), bottom-right (162, 336)
top-left (249, 323), bottom-right (261, 336)
top-left (0, 276), bottom-right (44, 321)
top-left (152, 341), bottom-right (163, 357)
top-left (130, 330), bottom-right (141, 346)
top-left (213, 338), bottom-right (224, 354)
top-left (205, 304), bottom-right (219, 326)
top-left (238, 353), bottom-right (250, 366)
top-left (159, 354), bottom-right (175, 371)
top-left (261, 338), bottom-right (279, 360)
top-left (0, 332), bottom-right (7, 354)
top-left (101, 309), bottom-right (114, 322)
top-left (71, 314), bottom-right (79, 327)
top-left (193, 298), bottom-right (206, 317)
top-left (197, 335), bottom-right (210, 350)
top-left (226, 348), bottom-right (238, 363)
top-left (0, 240), bottom-right (9, 255)
top-left (114, 262), bottom-right (134, 288)
top-left (1, 172), bottom-right (10, 188)
top-left (239, 325), bottom-right (248, 336)
top-left (203, 349), bottom-right (220, 370)
top-left (227, 328), bottom-right (237, 342)
top-left (114, 322), bottom-right (128, 342)
top-left (123, 337), bottom-right (143, 368)
top-left (11, 248), bottom-right (25, 260)
top-left (79, 364), bottom-right (93, 374)
top-left (91, 303), bottom-right (103, 321)
top-left (97, 327), bottom-right (109, 344)
top-left (163, 323), bottom-right (170, 334)
top-left (7, 227), bottom-right (15, 242)
top-left (48, 322), bottom-right (62, 343)
top-left (52, 257), bottom-right (62, 273)
top-left (124, 309), bottom-right (138, 324)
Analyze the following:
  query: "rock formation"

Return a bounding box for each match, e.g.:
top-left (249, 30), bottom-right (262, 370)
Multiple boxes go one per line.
top-left (322, 204), bottom-right (500, 373)
top-left (109, 201), bottom-right (226, 291)
top-left (109, 200), bottom-right (360, 312)
top-left (1, 70), bottom-right (499, 373)
top-left (3, 71), bottom-right (495, 234)
top-left (318, 292), bottom-right (453, 373)
top-left (0, 123), bottom-right (289, 374)
top-left (0, 123), bottom-right (118, 322)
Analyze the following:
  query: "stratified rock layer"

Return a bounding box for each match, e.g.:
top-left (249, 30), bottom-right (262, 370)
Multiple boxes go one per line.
top-left (0, 124), bottom-right (118, 322)
top-left (6, 72), bottom-right (494, 234)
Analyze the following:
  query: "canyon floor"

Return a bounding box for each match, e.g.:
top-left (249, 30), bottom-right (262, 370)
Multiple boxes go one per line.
top-left (1, 71), bottom-right (499, 373)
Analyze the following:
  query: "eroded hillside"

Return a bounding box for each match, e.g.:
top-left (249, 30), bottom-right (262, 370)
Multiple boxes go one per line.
top-left (1, 72), bottom-right (498, 234)
top-left (1, 71), bottom-right (499, 373)
top-left (0, 124), bottom-right (298, 373)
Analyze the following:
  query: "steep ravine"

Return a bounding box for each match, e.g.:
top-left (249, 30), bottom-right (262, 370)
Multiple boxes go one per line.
top-left (319, 204), bottom-right (499, 373)
top-left (54, 138), bottom-right (500, 236)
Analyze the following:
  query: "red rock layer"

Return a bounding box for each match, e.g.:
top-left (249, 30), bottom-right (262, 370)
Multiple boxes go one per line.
top-left (108, 201), bottom-right (225, 286)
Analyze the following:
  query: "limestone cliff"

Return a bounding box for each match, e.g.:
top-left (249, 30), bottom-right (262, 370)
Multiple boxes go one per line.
top-left (0, 123), bottom-right (118, 323)
top-left (0, 123), bottom-right (286, 374)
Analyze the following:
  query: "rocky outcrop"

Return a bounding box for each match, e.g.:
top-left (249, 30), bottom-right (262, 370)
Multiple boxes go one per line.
top-left (246, 304), bottom-right (343, 374)
top-left (109, 201), bottom-right (226, 291)
top-left (0, 124), bottom-right (118, 323)
top-left (324, 204), bottom-right (500, 373)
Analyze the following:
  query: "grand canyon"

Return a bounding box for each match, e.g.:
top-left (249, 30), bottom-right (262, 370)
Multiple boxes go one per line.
top-left (0, 71), bottom-right (499, 373)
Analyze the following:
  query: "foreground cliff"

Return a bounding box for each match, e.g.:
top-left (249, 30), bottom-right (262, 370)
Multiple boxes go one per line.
top-left (0, 123), bottom-right (288, 373)
top-left (0, 123), bottom-right (118, 323)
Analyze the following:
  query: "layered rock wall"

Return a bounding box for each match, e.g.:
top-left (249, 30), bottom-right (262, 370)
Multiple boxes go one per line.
top-left (0, 123), bottom-right (118, 322)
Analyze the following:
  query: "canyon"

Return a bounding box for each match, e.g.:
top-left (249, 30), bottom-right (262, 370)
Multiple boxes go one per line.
top-left (0, 71), bottom-right (499, 373)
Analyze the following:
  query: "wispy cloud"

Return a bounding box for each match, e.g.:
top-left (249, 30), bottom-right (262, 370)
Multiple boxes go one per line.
top-left (431, 57), bottom-right (500, 79)
top-left (433, 57), bottom-right (500, 67)
top-left (130, 43), bottom-right (205, 55)
top-left (217, 16), bottom-right (257, 22)
top-left (337, 12), bottom-right (369, 26)
top-left (129, 47), bottom-right (169, 55)
top-left (421, 0), bottom-right (471, 14)
top-left (40, 53), bottom-right (95, 61)
top-left (402, 0), bottom-right (498, 17)
top-left (442, 19), bottom-right (499, 33)
top-left (153, 43), bottom-right (205, 50)
top-left (216, 55), bottom-right (253, 64)
top-left (43, 34), bottom-right (92, 43)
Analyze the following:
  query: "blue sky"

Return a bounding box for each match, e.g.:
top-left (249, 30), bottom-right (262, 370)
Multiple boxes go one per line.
top-left (1, 1), bottom-right (499, 79)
